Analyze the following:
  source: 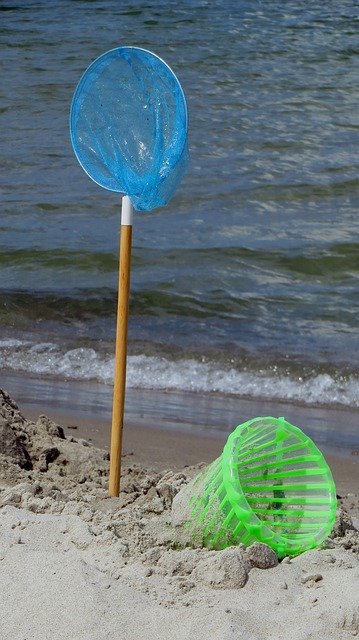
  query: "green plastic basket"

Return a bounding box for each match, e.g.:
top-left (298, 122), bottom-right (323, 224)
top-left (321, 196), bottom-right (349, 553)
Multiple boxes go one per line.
top-left (172, 417), bottom-right (337, 557)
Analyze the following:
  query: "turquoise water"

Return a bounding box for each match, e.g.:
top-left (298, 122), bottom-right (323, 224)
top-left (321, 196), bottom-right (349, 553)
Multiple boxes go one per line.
top-left (0, 0), bottom-right (358, 408)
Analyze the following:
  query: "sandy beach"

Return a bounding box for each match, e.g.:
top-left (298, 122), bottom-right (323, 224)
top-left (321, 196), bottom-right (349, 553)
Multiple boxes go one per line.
top-left (2, 2), bottom-right (359, 638)
top-left (0, 386), bottom-right (358, 640)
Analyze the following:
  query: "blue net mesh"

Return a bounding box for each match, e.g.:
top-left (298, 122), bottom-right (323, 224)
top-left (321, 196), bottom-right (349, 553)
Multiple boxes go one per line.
top-left (70, 47), bottom-right (189, 211)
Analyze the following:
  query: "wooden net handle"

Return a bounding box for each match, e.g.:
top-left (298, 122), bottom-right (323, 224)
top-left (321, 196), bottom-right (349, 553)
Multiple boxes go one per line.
top-left (109, 196), bottom-right (133, 496)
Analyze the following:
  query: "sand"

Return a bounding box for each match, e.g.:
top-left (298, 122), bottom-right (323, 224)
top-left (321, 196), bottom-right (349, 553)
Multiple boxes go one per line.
top-left (0, 388), bottom-right (358, 640)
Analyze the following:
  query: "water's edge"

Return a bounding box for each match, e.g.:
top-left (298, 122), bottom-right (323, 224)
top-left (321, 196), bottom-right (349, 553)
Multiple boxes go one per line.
top-left (2, 370), bottom-right (357, 456)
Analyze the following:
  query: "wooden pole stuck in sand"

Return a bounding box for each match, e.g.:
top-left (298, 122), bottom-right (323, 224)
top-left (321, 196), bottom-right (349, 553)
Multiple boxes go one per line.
top-left (109, 195), bottom-right (133, 497)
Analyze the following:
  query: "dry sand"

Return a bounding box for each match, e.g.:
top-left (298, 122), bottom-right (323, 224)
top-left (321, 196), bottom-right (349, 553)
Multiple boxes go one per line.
top-left (0, 388), bottom-right (358, 640)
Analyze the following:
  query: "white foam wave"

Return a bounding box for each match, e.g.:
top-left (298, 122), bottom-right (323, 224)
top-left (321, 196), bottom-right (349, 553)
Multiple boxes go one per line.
top-left (0, 340), bottom-right (357, 408)
top-left (126, 355), bottom-right (358, 407)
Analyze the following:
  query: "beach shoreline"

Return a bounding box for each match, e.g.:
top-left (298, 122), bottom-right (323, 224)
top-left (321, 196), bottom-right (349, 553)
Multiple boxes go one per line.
top-left (2, 371), bottom-right (358, 497)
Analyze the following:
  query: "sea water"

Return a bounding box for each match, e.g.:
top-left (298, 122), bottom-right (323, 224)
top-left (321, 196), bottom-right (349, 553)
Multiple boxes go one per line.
top-left (1, 0), bottom-right (358, 410)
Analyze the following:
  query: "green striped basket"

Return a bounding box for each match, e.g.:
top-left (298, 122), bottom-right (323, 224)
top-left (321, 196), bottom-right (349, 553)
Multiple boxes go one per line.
top-left (173, 417), bottom-right (337, 558)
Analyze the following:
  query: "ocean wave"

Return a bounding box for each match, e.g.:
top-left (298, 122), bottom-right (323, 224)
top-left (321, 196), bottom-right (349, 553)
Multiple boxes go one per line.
top-left (0, 339), bottom-right (357, 409)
